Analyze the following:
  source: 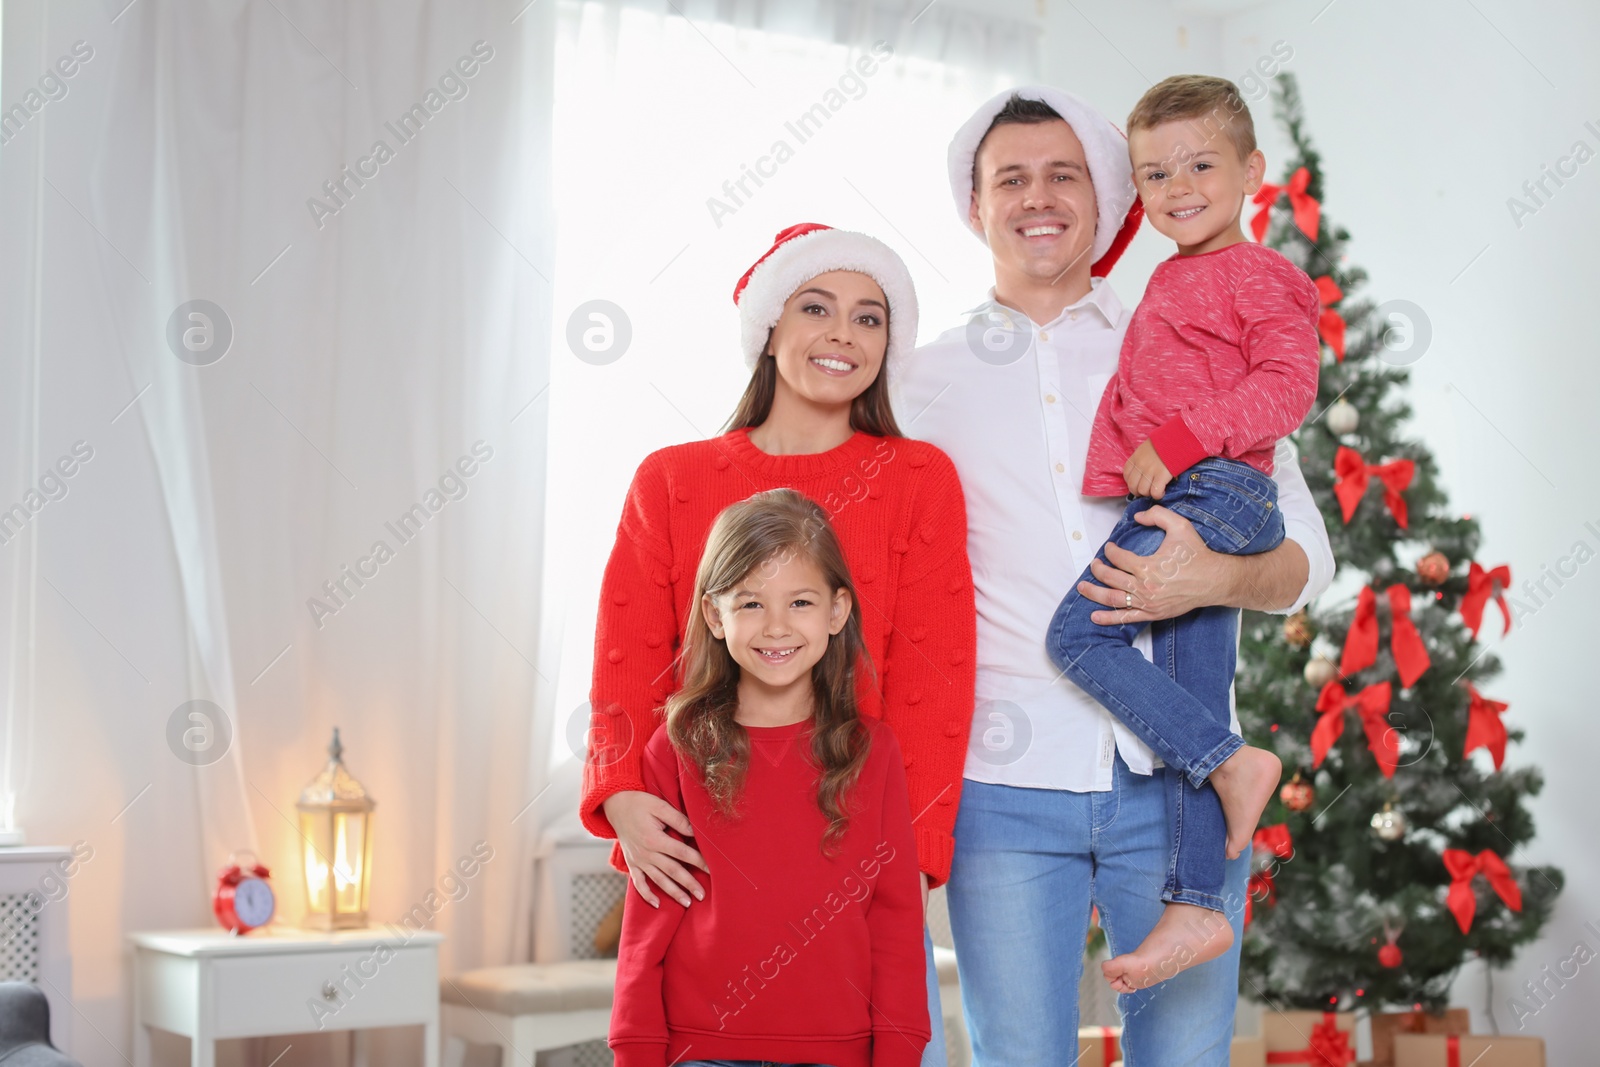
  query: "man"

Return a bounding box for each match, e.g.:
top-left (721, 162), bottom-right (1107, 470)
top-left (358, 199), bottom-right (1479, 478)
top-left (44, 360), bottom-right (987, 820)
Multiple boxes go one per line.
top-left (892, 87), bottom-right (1334, 1065)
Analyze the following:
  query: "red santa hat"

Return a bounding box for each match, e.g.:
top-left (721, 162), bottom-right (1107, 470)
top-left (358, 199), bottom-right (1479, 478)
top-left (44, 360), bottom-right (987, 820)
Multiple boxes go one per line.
top-left (947, 85), bottom-right (1143, 276)
top-left (732, 223), bottom-right (918, 373)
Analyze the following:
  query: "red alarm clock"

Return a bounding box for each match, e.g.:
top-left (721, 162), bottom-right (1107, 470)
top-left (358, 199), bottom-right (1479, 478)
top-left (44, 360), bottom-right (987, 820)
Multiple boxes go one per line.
top-left (214, 853), bottom-right (276, 934)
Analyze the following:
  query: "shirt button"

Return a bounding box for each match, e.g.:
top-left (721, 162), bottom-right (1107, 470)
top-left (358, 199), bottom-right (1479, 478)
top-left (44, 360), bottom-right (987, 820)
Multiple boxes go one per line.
top-left (1045, 394), bottom-right (1056, 404)
top-left (1039, 331), bottom-right (1050, 341)
top-left (1070, 312), bottom-right (1079, 322)
top-left (1073, 530), bottom-right (1083, 541)
top-left (1055, 462), bottom-right (1065, 473)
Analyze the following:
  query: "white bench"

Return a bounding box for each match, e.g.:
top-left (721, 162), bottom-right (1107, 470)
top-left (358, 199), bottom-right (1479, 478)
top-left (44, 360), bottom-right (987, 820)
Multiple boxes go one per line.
top-left (442, 837), bottom-right (623, 1066)
top-left (441, 958), bottom-right (615, 1065)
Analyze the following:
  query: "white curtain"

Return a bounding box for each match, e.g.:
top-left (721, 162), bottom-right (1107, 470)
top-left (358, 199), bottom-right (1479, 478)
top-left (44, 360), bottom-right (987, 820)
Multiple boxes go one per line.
top-left (581, 0), bottom-right (1042, 78)
top-left (0, 0), bottom-right (554, 1060)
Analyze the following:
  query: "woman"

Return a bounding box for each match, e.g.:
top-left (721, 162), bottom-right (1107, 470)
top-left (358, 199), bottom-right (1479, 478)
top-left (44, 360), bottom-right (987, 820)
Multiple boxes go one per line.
top-left (581, 223), bottom-right (975, 1066)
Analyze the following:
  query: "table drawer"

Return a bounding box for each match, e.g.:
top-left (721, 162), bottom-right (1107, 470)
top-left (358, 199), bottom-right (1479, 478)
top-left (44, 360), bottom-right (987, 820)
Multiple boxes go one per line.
top-left (210, 944), bottom-right (437, 1037)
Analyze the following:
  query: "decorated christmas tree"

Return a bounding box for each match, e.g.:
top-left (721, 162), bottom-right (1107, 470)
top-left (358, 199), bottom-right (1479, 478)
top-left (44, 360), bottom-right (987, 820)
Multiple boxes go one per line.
top-left (1236, 73), bottom-right (1563, 1013)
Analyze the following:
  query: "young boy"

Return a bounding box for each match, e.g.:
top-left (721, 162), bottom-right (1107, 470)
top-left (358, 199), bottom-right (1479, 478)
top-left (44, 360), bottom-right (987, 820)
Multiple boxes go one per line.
top-left (1045, 75), bottom-right (1321, 991)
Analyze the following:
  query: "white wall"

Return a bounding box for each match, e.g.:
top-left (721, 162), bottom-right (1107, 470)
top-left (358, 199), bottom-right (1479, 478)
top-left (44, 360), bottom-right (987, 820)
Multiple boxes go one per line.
top-left (1035, 1), bottom-right (1600, 1060)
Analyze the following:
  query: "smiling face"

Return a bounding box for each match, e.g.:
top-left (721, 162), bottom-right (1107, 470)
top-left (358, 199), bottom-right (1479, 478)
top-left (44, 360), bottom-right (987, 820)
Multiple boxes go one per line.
top-left (764, 270), bottom-right (888, 412)
top-left (969, 119), bottom-right (1099, 287)
top-left (701, 549), bottom-right (851, 699)
top-left (1129, 118), bottom-right (1264, 255)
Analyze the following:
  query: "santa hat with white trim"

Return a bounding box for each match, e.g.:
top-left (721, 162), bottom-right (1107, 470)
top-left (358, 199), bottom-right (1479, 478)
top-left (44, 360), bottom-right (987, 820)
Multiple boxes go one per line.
top-left (732, 223), bottom-right (918, 373)
top-left (948, 85), bottom-right (1144, 277)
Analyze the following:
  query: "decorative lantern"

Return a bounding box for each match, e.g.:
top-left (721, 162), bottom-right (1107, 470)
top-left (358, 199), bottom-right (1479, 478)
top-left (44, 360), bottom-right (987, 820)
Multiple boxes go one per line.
top-left (297, 728), bottom-right (376, 929)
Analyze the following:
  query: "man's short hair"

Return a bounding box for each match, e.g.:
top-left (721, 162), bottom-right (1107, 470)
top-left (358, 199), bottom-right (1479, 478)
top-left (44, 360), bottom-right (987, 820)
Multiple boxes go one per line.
top-left (971, 93), bottom-right (1066, 189)
top-left (1126, 75), bottom-right (1256, 161)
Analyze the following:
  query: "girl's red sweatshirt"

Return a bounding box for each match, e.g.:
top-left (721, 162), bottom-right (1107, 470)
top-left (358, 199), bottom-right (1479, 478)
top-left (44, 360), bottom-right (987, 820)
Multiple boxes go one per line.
top-left (582, 428), bottom-right (977, 886)
top-left (608, 717), bottom-right (929, 1067)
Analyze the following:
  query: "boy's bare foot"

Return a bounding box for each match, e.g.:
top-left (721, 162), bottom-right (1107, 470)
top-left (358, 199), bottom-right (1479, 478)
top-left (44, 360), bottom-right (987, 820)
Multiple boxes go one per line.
top-left (1211, 746), bottom-right (1283, 859)
top-left (1101, 903), bottom-right (1234, 993)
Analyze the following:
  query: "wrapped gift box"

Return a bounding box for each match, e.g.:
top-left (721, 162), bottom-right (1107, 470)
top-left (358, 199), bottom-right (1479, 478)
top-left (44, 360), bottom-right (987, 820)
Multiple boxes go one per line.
top-left (1368, 1008), bottom-right (1470, 1067)
top-left (1077, 1025), bottom-right (1123, 1067)
top-left (1262, 1010), bottom-right (1356, 1064)
top-left (1393, 1033), bottom-right (1544, 1067)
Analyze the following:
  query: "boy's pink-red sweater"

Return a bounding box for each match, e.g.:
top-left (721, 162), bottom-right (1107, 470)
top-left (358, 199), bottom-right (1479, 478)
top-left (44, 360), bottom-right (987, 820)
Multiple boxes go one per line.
top-left (608, 718), bottom-right (930, 1067)
top-left (580, 427), bottom-right (977, 886)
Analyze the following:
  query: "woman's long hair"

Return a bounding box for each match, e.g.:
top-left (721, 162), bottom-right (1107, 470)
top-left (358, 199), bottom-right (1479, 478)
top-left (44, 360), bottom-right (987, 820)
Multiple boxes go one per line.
top-left (665, 489), bottom-right (872, 853)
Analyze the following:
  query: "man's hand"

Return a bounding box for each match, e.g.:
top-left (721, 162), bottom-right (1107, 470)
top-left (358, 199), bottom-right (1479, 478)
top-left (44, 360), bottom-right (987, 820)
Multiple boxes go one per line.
top-left (603, 790), bottom-right (708, 908)
top-left (1077, 506), bottom-right (1222, 625)
top-left (1078, 507), bottom-right (1312, 623)
top-left (1122, 440), bottom-right (1173, 500)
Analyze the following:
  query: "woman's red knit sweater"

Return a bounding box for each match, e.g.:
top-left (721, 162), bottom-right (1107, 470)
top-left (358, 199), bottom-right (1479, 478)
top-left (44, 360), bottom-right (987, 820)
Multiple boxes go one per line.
top-left (581, 427), bottom-right (977, 885)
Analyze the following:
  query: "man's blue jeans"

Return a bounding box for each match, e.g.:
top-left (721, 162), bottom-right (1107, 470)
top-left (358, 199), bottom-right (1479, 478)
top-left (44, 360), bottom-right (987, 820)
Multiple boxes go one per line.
top-left (1046, 457), bottom-right (1283, 910)
top-left (946, 767), bottom-right (1250, 1066)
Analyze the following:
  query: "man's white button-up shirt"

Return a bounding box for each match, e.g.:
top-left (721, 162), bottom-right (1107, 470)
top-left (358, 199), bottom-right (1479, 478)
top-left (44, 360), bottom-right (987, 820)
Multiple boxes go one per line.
top-left (893, 278), bottom-right (1335, 792)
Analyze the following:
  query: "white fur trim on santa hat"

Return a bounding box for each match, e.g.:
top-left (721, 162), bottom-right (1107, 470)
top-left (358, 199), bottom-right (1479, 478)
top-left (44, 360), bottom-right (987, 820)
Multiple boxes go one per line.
top-left (736, 228), bottom-right (918, 375)
top-left (948, 85), bottom-right (1137, 264)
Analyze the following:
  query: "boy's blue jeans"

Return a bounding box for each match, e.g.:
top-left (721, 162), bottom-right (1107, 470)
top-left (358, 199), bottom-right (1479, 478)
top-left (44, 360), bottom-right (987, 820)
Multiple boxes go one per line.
top-left (1045, 457), bottom-right (1284, 911)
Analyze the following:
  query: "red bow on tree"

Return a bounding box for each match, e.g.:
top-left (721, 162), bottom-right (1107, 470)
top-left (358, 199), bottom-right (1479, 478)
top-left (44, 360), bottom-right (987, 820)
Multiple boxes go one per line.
top-left (1254, 823), bottom-right (1295, 858)
top-left (1245, 823), bottom-right (1293, 927)
top-left (1463, 683), bottom-right (1510, 770)
top-left (1461, 562), bottom-right (1512, 639)
top-left (1333, 447), bottom-right (1414, 529)
top-left (1265, 1013), bottom-right (1355, 1065)
top-left (1339, 585), bottom-right (1431, 687)
top-left (1246, 867), bottom-right (1276, 927)
top-left (1251, 166), bottom-right (1321, 243)
top-left (1312, 681), bottom-right (1397, 777)
top-left (1315, 276), bottom-right (1346, 361)
top-left (1442, 848), bottom-right (1522, 933)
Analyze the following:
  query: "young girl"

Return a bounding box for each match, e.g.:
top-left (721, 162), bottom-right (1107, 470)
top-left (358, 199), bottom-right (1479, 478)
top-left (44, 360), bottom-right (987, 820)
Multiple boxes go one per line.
top-left (608, 488), bottom-right (930, 1067)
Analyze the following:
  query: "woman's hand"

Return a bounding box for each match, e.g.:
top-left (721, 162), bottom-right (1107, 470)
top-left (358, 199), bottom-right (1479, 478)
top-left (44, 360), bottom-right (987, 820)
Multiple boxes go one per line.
top-left (603, 790), bottom-right (709, 908)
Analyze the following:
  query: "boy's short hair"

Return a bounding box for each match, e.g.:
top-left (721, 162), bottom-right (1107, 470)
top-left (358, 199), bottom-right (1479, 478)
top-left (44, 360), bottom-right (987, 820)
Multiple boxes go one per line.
top-left (971, 93), bottom-right (1064, 187)
top-left (1127, 75), bottom-right (1256, 161)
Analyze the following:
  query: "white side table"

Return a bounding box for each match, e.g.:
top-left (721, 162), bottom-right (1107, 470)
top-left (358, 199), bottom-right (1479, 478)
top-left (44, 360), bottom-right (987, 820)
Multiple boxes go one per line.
top-left (128, 925), bottom-right (443, 1067)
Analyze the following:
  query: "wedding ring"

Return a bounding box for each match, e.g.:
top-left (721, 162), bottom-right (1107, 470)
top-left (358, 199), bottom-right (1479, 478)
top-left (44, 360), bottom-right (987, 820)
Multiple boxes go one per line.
top-left (1125, 591), bottom-right (1132, 608)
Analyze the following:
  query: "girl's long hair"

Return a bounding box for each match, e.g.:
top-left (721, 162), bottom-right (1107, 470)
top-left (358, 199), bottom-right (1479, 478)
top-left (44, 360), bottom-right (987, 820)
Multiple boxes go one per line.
top-left (665, 488), bottom-right (872, 853)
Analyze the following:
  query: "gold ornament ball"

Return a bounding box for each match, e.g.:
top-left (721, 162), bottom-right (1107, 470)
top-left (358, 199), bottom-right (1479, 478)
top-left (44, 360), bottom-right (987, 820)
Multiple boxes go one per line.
top-left (1417, 550), bottom-right (1450, 586)
top-left (1326, 398), bottom-right (1360, 436)
top-left (1281, 776), bottom-right (1316, 812)
top-left (1304, 655), bottom-right (1339, 688)
top-left (1283, 611), bottom-right (1313, 648)
top-left (1371, 803), bottom-right (1408, 841)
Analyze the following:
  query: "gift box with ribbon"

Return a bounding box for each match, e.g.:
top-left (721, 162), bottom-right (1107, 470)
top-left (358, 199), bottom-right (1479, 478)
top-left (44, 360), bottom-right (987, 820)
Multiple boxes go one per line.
top-left (1368, 1008), bottom-right (1470, 1067)
top-left (1262, 1010), bottom-right (1356, 1065)
top-left (1077, 1025), bottom-right (1122, 1067)
top-left (1393, 1033), bottom-right (1545, 1067)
